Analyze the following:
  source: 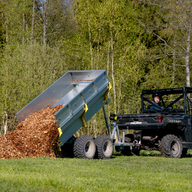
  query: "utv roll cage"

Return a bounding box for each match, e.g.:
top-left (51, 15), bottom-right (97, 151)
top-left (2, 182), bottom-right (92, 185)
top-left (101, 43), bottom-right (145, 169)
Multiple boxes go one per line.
top-left (141, 87), bottom-right (192, 114)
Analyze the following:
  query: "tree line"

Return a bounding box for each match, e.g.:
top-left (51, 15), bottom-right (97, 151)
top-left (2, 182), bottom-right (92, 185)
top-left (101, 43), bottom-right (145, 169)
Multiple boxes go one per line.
top-left (0, 0), bottom-right (191, 135)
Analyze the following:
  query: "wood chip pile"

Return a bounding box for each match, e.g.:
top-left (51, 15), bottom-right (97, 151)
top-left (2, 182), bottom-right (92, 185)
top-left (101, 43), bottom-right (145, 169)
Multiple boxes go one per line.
top-left (0, 105), bottom-right (63, 159)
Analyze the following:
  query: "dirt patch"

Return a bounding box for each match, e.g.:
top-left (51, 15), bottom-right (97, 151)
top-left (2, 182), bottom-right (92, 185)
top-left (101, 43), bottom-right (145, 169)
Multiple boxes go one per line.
top-left (0, 105), bottom-right (63, 159)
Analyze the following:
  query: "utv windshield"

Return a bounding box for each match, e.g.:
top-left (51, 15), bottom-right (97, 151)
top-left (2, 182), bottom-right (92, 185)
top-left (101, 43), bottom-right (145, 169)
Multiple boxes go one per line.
top-left (141, 87), bottom-right (192, 115)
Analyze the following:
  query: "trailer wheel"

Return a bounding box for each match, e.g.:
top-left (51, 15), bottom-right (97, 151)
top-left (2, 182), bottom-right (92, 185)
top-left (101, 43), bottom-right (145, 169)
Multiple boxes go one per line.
top-left (160, 134), bottom-right (183, 158)
top-left (95, 135), bottom-right (113, 159)
top-left (73, 135), bottom-right (96, 159)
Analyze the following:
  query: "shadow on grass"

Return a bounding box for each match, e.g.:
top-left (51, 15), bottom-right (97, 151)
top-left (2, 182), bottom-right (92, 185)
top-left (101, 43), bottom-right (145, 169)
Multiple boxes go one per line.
top-left (139, 150), bottom-right (162, 157)
top-left (113, 149), bottom-right (192, 158)
top-left (113, 150), bottom-right (162, 158)
top-left (59, 149), bottom-right (192, 159)
top-left (183, 153), bottom-right (192, 158)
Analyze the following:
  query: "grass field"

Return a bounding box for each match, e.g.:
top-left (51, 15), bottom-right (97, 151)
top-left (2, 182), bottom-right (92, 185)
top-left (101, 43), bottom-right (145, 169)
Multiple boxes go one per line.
top-left (0, 150), bottom-right (192, 192)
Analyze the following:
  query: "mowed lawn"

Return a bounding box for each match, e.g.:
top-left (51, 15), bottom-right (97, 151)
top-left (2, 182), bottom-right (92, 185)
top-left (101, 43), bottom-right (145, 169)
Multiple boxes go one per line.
top-left (0, 150), bottom-right (192, 192)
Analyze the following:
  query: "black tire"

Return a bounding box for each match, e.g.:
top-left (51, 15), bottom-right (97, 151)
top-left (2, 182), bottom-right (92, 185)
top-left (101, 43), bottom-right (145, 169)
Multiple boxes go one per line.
top-left (160, 134), bottom-right (183, 158)
top-left (73, 135), bottom-right (96, 159)
top-left (95, 135), bottom-right (113, 159)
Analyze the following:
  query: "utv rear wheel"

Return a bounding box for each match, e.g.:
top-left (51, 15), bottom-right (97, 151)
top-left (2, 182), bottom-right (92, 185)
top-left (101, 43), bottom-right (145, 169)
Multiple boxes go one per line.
top-left (73, 135), bottom-right (96, 159)
top-left (95, 135), bottom-right (113, 159)
top-left (160, 135), bottom-right (183, 158)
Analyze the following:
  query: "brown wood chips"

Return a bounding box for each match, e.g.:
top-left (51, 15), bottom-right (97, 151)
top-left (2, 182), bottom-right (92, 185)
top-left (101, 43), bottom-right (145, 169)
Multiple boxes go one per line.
top-left (0, 105), bottom-right (63, 159)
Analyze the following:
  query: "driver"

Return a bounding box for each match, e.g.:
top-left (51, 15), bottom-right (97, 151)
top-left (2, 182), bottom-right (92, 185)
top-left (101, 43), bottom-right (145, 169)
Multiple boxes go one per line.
top-left (150, 93), bottom-right (163, 111)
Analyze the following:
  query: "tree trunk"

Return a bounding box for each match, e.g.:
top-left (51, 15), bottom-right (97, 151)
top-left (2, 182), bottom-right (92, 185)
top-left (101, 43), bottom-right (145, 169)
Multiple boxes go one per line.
top-left (107, 41), bottom-right (110, 118)
top-left (22, 12), bottom-right (25, 44)
top-left (31, 0), bottom-right (35, 45)
top-left (2, 111), bottom-right (8, 134)
top-left (185, 24), bottom-right (191, 87)
top-left (43, 0), bottom-right (48, 46)
top-left (107, 42), bottom-right (110, 75)
top-left (6, 24), bottom-right (8, 43)
top-left (87, 0), bottom-right (93, 69)
top-left (96, 20), bottom-right (101, 70)
top-left (172, 35), bottom-right (176, 85)
top-left (110, 28), bottom-right (116, 114)
top-left (117, 72), bottom-right (122, 114)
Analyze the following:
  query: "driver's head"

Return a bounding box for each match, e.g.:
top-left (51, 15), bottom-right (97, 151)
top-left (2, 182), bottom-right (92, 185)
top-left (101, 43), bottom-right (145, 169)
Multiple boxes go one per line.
top-left (153, 93), bottom-right (161, 104)
top-left (154, 96), bottom-right (160, 103)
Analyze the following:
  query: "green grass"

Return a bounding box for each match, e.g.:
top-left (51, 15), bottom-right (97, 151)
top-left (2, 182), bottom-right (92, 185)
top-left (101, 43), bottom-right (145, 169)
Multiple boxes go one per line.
top-left (0, 151), bottom-right (192, 192)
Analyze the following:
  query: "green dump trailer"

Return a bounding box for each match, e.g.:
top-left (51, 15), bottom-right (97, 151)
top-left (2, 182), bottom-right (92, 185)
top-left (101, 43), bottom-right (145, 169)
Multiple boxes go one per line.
top-left (16, 70), bottom-right (115, 159)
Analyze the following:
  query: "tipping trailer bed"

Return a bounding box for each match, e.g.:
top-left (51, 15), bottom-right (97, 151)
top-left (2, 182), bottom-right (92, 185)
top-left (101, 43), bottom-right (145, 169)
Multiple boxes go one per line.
top-left (16, 70), bottom-right (111, 149)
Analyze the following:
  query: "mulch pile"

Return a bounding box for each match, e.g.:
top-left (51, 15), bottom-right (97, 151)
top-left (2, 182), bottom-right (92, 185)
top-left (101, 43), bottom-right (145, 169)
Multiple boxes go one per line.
top-left (72, 80), bottom-right (93, 82)
top-left (0, 105), bottom-right (63, 159)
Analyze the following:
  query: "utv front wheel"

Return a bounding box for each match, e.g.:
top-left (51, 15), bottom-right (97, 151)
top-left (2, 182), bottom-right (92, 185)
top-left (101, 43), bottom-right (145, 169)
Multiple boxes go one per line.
top-left (160, 135), bottom-right (183, 158)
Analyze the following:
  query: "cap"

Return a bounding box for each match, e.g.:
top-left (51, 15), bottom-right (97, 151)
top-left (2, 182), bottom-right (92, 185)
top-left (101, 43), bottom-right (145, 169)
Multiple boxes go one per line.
top-left (153, 93), bottom-right (161, 98)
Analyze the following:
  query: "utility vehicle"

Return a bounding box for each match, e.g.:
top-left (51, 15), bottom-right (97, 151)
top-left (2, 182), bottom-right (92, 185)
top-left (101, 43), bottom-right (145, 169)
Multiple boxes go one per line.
top-left (111, 87), bottom-right (192, 158)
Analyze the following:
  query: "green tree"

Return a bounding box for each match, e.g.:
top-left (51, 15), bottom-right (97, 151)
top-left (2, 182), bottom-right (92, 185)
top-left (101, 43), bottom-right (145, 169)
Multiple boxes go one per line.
top-left (61, 0), bottom-right (157, 135)
top-left (39, 0), bottom-right (76, 46)
top-left (0, 42), bottom-right (69, 132)
top-left (70, 0), bottom-right (150, 114)
top-left (138, 0), bottom-right (192, 87)
top-left (0, 0), bottom-right (76, 133)
top-left (0, 0), bottom-right (6, 50)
